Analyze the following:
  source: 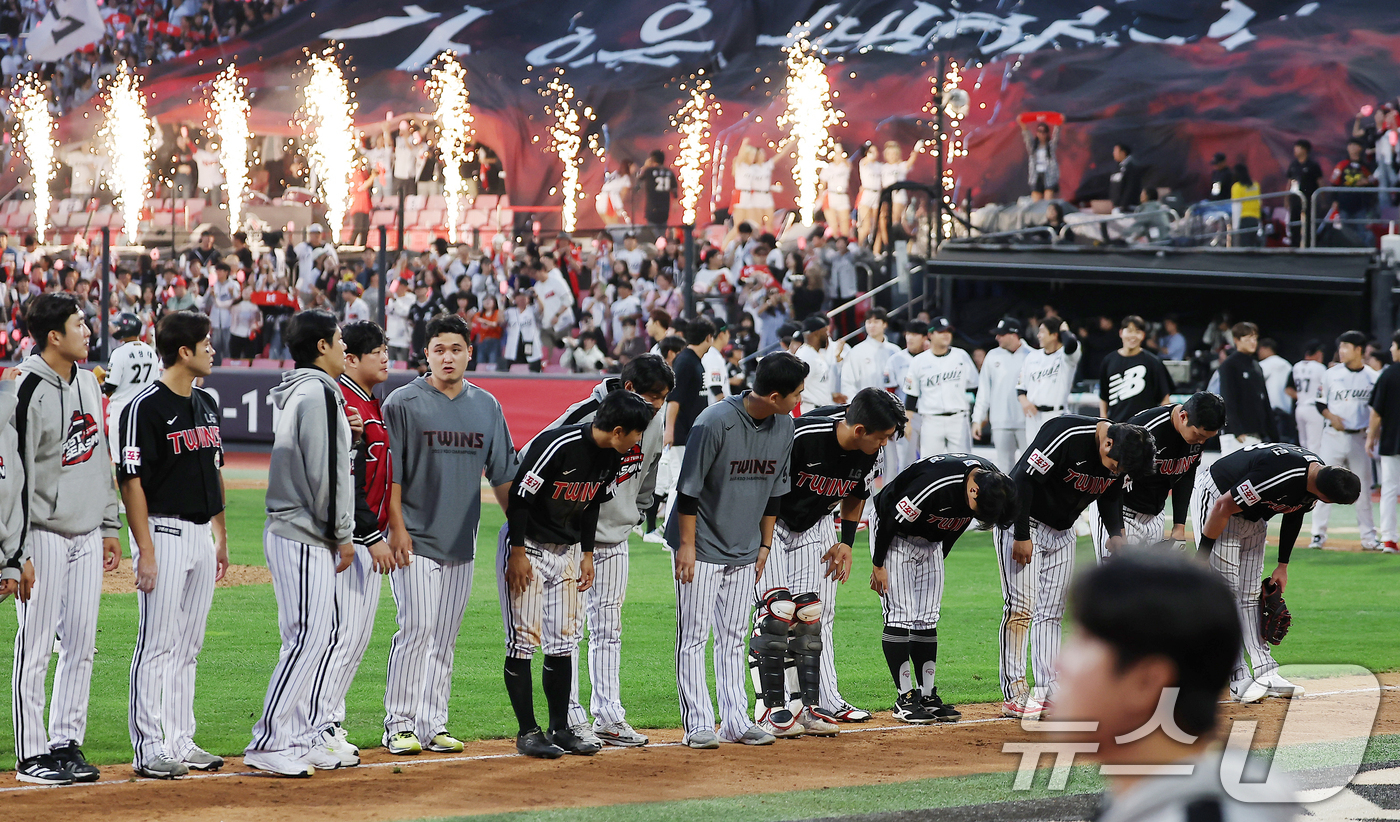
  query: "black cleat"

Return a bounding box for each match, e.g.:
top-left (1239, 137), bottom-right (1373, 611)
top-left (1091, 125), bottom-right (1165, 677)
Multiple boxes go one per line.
top-left (892, 690), bottom-right (937, 725)
top-left (16, 755), bottom-right (74, 785)
top-left (922, 688), bottom-right (962, 723)
top-left (50, 744), bottom-right (100, 782)
top-left (546, 726), bottom-right (602, 755)
top-left (516, 727), bottom-right (566, 759)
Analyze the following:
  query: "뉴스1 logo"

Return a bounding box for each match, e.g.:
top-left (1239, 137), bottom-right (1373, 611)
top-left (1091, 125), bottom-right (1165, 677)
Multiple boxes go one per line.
top-left (521, 470), bottom-right (544, 495)
top-left (1027, 449), bottom-right (1053, 475)
top-left (1238, 480), bottom-right (1262, 506)
top-left (896, 497), bottom-right (921, 522)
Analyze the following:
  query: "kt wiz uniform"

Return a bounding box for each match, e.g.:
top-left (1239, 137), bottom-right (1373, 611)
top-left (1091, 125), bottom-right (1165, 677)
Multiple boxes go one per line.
top-left (1310, 363), bottom-right (1376, 545)
top-left (1089, 405), bottom-right (1201, 561)
top-left (905, 347), bottom-right (978, 455)
top-left (972, 344), bottom-right (1028, 471)
top-left (382, 377), bottom-right (516, 742)
top-left (1191, 444), bottom-right (1320, 686)
top-left (666, 394), bottom-right (793, 743)
top-left (104, 340), bottom-right (160, 462)
top-left (1291, 359), bottom-right (1326, 453)
top-left (995, 415), bottom-right (1124, 703)
top-left (1017, 338), bottom-right (1081, 443)
top-left (118, 382), bottom-right (224, 766)
top-left (884, 347), bottom-right (919, 477)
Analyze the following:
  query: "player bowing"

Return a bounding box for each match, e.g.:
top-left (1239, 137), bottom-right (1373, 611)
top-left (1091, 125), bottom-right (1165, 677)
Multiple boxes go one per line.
top-left (1194, 442), bottom-right (1360, 702)
top-left (750, 388), bottom-right (905, 739)
top-left (869, 454), bottom-right (1016, 724)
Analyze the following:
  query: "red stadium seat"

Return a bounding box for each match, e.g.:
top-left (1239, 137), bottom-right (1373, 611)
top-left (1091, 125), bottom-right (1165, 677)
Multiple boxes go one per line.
top-left (415, 208), bottom-right (444, 229)
top-left (474, 194), bottom-right (497, 210)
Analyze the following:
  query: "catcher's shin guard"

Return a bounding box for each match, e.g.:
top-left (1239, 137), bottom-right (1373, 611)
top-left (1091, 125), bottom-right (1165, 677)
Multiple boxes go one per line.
top-left (750, 588), bottom-right (794, 708)
top-left (789, 593), bottom-right (823, 706)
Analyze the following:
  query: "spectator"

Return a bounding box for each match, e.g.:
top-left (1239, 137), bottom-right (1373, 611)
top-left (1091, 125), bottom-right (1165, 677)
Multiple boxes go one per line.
top-left (386, 278), bottom-right (413, 361)
top-left (1128, 187), bottom-right (1171, 243)
top-left (724, 222), bottom-right (755, 268)
top-left (292, 224), bottom-right (338, 307)
top-left (1044, 202), bottom-right (1077, 243)
top-left (1331, 138), bottom-right (1378, 246)
top-left (204, 262), bottom-right (237, 358)
top-left (561, 329), bottom-right (613, 373)
top-left (471, 294), bottom-right (502, 368)
top-left (1021, 120), bottom-right (1060, 201)
top-left (1215, 322), bottom-right (1276, 453)
top-left (732, 313), bottom-right (760, 360)
top-left (407, 280), bottom-right (442, 370)
top-left (340, 282), bottom-right (372, 324)
top-left (388, 119), bottom-right (423, 198)
top-left (612, 320), bottom-right (649, 365)
top-left (824, 235), bottom-right (859, 333)
top-left (1287, 139), bottom-right (1324, 247)
top-left (580, 281), bottom-right (609, 343)
top-left (615, 233), bottom-right (647, 275)
top-left (691, 249), bottom-right (733, 321)
top-left (182, 230), bottom-right (220, 276)
top-left (531, 260), bottom-right (575, 364)
top-left (1257, 337), bottom-right (1294, 443)
top-left (349, 159), bottom-right (373, 245)
top-left (1229, 163), bottom-right (1262, 247)
top-left (609, 279), bottom-right (643, 344)
top-left (1108, 143), bottom-right (1144, 212)
top-left (645, 270), bottom-right (683, 319)
top-left (229, 285), bottom-right (262, 359)
top-left (500, 290), bottom-right (542, 372)
top-left (1207, 152), bottom-right (1233, 201)
top-left (1156, 315), bottom-right (1187, 360)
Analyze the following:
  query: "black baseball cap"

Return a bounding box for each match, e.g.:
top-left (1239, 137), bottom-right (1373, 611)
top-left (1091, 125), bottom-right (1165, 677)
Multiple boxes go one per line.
top-left (777, 322), bottom-right (800, 341)
top-left (928, 316), bottom-right (954, 334)
top-left (992, 317), bottom-right (1022, 336)
top-left (1212, 152), bottom-right (1227, 164)
top-left (802, 315), bottom-right (829, 333)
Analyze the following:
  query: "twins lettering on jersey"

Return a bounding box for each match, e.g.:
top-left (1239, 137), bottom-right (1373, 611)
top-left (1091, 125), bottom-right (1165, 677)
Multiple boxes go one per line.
top-left (1155, 454), bottom-right (1199, 475)
top-left (1107, 366), bottom-right (1147, 404)
top-left (551, 481), bottom-right (603, 501)
top-left (422, 430), bottom-right (486, 449)
top-left (730, 459), bottom-right (777, 476)
top-left (794, 471), bottom-right (859, 499)
top-left (166, 425), bottom-right (223, 454)
top-left (1063, 468), bottom-right (1116, 495)
top-left (62, 411), bottom-right (100, 466)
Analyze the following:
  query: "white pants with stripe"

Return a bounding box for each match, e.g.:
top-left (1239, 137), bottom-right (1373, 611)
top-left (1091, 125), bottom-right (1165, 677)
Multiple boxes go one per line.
top-left (1190, 472), bottom-right (1278, 684)
top-left (676, 560), bottom-right (756, 742)
top-left (993, 426), bottom-right (1027, 474)
top-left (1088, 507), bottom-right (1167, 563)
top-left (12, 527), bottom-right (102, 761)
top-left (1380, 455), bottom-right (1400, 544)
top-left (655, 445), bottom-right (686, 511)
top-left (383, 552), bottom-right (474, 739)
top-left (994, 520), bottom-right (1075, 703)
top-left (568, 540), bottom-right (629, 728)
top-left (919, 411), bottom-right (970, 456)
top-left (1296, 406), bottom-right (1325, 454)
top-left (1312, 428), bottom-right (1375, 543)
top-left (497, 527), bottom-right (581, 659)
top-left (247, 528), bottom-right (343, 760)
top-left (868, 516), bottom-right (944, 629)
top-left (1025, 409), bottom-right (1063, 446)
top-left (128, 517), bottom-right (216, 764)
top-left (885, 415), bottom-right (921, 478)
top-left (310, 544), bottom-right (382, 734)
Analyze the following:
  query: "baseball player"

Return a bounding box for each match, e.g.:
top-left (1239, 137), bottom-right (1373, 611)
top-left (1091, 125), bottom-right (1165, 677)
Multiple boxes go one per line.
top-left (883, 322), bottom-right (925, 477)
top-left (11, 293), bottom-right (123, 785)
top-left (501, 391), bottom-right (651, 758)
top-left (306, 321), bottom-right (398, 768)
top-left (246, 310), bottom-right (355, 778)
top-left (1016, 317), bottom-right (1080, 443)
top-left (382, 314), bottom-right (517, 755)
top-left (1194, 442), bottom-right (1360, 701)
top-left (657, 317), bottom-right (714, 531)
top-left (1369, 331), bottom-right (1400, 554)
top-left (995, 415), bottom-right (1154, 718)
top-left (103, 312), bottom-right (160, 462)
top-left (972, 318), bottom-right (1029, 471)
top-left (904, 317), bottom-right (978, 454)
top-left (0, 367), bottom-right (22, 601)
top-left (795, 316), bottom-right (845, 411)
top-left (1310, 331), bottom-right (1377, 549)
top-left (869, 453), bottom-right (1016, 724)
top-left (670, 352), bottom-right (806, 749)
top-left (750, 389), bottom-right (905, 736)
top-left (118, 311), bottom-right (228, 779)
top-left (702, 321), bottom-right (731, 403)
top-left (554, 356), bottom-right (673, 748)
top-left (1292, 342), bottom-right (1327, 453)
top-left (1088, 392), bottom-right (1225, 561)
top-left (839, 308), bottom-right (900, 398)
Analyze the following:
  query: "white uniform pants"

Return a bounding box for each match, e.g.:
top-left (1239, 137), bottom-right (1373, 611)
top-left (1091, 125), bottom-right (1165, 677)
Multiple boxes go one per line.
top-left (1296, 406), bottom-right (1325, 454)
top-left (12, 528), bottom-right (102, 761)
top-left (1088, 507), bottom-right (1169, 562)
top-left (128, 518), bottom-right (216, 764)
top-left (310, 543), bottom-right (382, 734)
top-left (919, 411), bottom-right (970, 456)
top-left (656, 445), bottom-right (686, 511)
top-left (1220, 434), bottom-right (1261, 455)
top-left (885, 416), bottom-right (921, 479)
top-left (383, 552), bottom-right (474, 739)
top-left (1025, 409), bottom-right (1063, 446)
top-left (993, 426), bottom-right (1027, 473)
top-left (675, 560), bottom-right (756, 742)
top-left (498, 530), bottom-right (581, 659)
top-left (568, 540), bottom-right (629, 728)
top-left (1380, 455), bottom-right (1400, 543)
top-left (1312, 429), bottom-right (1375, 543)
top-left (994, 520), bottom-right (1075, 703)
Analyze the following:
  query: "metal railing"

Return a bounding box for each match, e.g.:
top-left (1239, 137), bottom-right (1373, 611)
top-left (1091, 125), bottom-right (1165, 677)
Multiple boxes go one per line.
top-left (1179, 189), bottom-right (1303, 247)
top-left (1309, 185), bottom-right (1400, 247)
top-left (944, 225), bottom-right (1056, 245)
top-left (737, 276), bottom-right (915, 366)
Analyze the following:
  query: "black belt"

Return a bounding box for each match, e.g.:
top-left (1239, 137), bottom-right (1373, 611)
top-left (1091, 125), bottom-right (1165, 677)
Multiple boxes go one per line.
top-left (1343, 428), bottom-right (1365, 434)
top-left (929, 411), bottom-right (965, 417)
top-left (1035, 405), bottom-right (1063, 413)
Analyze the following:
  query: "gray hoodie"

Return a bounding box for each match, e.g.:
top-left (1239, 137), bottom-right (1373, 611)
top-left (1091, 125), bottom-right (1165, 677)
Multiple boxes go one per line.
top-left (14, 354), bottom-right (120, 540)
top-left (265, 367), bottom-right (354, 549)
top-left (540, 377), bottom-right (663, 546)
top-left (0, 381), bottom-right (26, 581)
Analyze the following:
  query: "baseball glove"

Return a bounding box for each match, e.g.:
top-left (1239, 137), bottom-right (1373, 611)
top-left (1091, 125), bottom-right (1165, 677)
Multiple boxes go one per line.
top-left (1259, 578), bottom-right (1292, 646)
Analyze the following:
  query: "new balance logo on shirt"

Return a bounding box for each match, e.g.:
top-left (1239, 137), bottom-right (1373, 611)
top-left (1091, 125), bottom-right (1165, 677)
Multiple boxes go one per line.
top-left (1107, 365), bottom-right (1148, 404)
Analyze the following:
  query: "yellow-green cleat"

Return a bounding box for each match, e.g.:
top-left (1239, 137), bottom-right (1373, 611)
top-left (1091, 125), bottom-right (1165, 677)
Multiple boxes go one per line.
top-left (425, 733), bottom-right (464, 753)
top-left (383, 731), bottom-right (422, 755)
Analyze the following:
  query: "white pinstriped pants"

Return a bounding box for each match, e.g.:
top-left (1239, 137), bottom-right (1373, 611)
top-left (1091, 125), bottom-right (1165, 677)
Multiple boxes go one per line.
top-left (128, 517), bottom-right (216, 764)
top-left (1088, 507), bottom-right (1168, 563)
top-left (247, 528), bottom-right (342, 760)
top-left (310, 544), bottom-right (382, 734)
top-left (569, 540), bottom-right (629, 728)
top-left (1189, 473), bottom-right (1278, 684)
top-left (383, 552), bottom-right (474, 739)
top-left (12, 527), bottom-right (102, 761)
top-left (867, 516), bottom-right (945, 629)
top-left (676, 560), bottom-right (757, 741)
top-left (994, 520), bottom-right (1075, 703)
top-left (496, 527), bottom-right (582, 660)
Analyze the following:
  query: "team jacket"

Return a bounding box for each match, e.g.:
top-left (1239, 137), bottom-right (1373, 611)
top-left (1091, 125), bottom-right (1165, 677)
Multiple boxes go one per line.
top-left (870, 453), bottom-right (993, 566)
top-left (1011, 414), bottom-right (1124, 539)
top-left (0, 381), bottom-right (26, 582)
top-left (507, 422), bottom-right (621, 550)
top-left (339, 374), bottom-right (390, 547)
top-left (1121, 404), bottom-right (1201, 523)
top-left (777, 407), bottom-right (878, 533)
top-left (265, 367), bottom-right (354, 550)
top-left (1206, 442), bottom-right (1320, 563)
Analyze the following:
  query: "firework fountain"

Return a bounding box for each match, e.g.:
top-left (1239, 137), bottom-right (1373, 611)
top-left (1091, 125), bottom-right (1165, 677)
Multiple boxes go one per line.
top-left (12, 77), bottom-right (55, 243)
top-left (428, 53), bottom-right (474, 243)
top-left (300, 50), bottom-right (358, 242)
top-left (100, 66), bottom-right (156, 245)
top-left (210, 65), bottom-right (251, 235)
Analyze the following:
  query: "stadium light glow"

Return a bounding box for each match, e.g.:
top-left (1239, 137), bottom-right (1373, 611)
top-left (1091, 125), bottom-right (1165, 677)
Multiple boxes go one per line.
top-left (543, 73), bottom-right (589, 233)
top-left (671, 77), bottom-right (714, 226)
top-left (428, 53), bottom-right (474, 243)
top-left (300, 50), bottom-right (358, 244)
top-left (100, 65), bottom-right (156, 245)
top-left (13, 76), bottom-right (56, 244)
top-left (779, 35), bottom-right (841, 225)
top-left (211, 65), bottom-right (251, 235)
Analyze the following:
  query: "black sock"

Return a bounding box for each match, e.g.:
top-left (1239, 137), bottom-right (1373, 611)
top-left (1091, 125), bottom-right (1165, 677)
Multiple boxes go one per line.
top-left (911, 628), bottom-right (938, 695)
top-left (504, 657), bottom-right (537, 734)
top-left (645, 499), bottom-right (659, 532)
top-left (881, 625), bottom-right (911, 691)
top-left (541, 654), bottom-right (572, 732)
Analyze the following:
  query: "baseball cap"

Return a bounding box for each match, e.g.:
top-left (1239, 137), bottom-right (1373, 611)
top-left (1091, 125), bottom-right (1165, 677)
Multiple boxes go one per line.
top-left (802, 315), bottom-right (829, 333)
top-left (308, 223), bottom-right (325, 234)
top-left (992, 317), bottom-right (1022, 336)
top-left (172, 276), bottom-right (187, 288)
top-left (928, 316), bottom-right (954, 334)
top-left (777, 322), bottom-right (800, 342)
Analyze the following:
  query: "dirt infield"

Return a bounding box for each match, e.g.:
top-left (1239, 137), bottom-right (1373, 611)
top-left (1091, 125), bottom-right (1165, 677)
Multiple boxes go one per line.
top-left (101, 559), bottom-right (271, 595)
top-left (7, 676), bottom-right (1397, 822)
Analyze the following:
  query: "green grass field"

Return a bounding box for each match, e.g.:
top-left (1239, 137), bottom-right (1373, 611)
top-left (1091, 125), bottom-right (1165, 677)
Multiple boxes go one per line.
top-left (0, 487), bottom-right (1397, 772)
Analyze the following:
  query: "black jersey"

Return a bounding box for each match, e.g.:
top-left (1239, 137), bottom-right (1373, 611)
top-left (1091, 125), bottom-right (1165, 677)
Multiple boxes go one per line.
top-left (870, 453), bottom-right (993, 566)
top-left (777, 410), bottom-right (877, 532)
top-left (639, 166), bottom-right (676, 223)
top-left (507, 423), bottom-right (621, 550)
top-left (116, 382), bottom-right (224, 524)
top-left (1122, 404), bottom-right (1201, 522)
top-left (1011, 414), bottom-right (1123, 539)
top-left (1099, 350), bottom-right (1174, 422)
top-left (1208, 442), bottom-right (1320, 523)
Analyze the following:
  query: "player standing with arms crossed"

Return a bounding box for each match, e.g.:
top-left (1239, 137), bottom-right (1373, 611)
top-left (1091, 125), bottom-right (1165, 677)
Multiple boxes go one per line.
top-left (1309, 331), bottom-right (1378, 550)
top-left (11, 293), bottom-right (122, 785)
top-left (1098, 316), bottom-right (1173, 423)
top-left (972, 318), bottom-right (1028, 471)
top-left (1089, 393), bottom-right (1225, 560)
top-left (869, 453), bottom-right (1016, 724)
top-left (1017, 317), bottom-right (1080, 443)
top-left (904, 318), bottom-right (978, 454)
top-left (120, 311), bottom-right (229, 779)
top-left (671, 352), bottom-right (807, 748)
top-left (1292, 342), bottom-right (1327, 453)
top-left (382, 314), bottom-right (517, 755)
top-left (246, 310), bottom-right (355, 777)
top-left (883, 323), bottom-right (925, 477)
top-left (501, 391), bottom-right (652, 758)
top-left (995, 415), bottom-right (1153, 718)
top-left (103, 312), bottom-right (160, 462)
top-left (1194, 442), bottom-right (1360, 701)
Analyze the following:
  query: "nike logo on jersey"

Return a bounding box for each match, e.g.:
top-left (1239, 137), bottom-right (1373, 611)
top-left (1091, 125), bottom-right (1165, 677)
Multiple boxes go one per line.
top-left (1107, 365), bottom-right (1148, 404)
top-left (562, 469), bottom-right (577, 475)
top-left (166, 416), bottom-right (179, 425)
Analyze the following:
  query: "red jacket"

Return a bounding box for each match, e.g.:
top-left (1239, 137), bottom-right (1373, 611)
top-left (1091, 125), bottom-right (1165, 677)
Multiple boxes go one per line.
top-left (340, 374), bottom-right (391, 543)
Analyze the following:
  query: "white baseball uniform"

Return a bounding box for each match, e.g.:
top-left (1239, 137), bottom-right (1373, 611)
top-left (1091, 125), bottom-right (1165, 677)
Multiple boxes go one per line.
top-left (796, 343), bottom-right (837, 411)
top-left (1292, 359), bottom-right (1326, 453)
top-left (1017, 342), bottom-right (1081, 444)
top-left (972, 344), bottom-right (1029, 471)
top-left (105, 340), bottom-right (161, 462)
top-left (884, 347), bottom-right (921, 478)
top-left (1311, 363), bottom-right (1376, 543)
top-left (702, 346), bottom-right (731, 402)
top-left (905, 347), bottom-right (978, 455)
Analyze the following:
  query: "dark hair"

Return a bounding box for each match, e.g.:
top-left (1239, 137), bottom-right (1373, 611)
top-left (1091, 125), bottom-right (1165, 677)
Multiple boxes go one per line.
top-left (683, 316), bottom-right (716, 346)
top-left (845, 387), bottom-right (906, 437)
top-left (658, 336), bottom-right (686, 359)
top-left (233, 231), bottom-right (248, 243)
top-left (1295, 138), bottom-right (1312, 152)
top-left (1258, 337), bottom-right (1277, 352)
top-left (867, 307), bottom-right (888, 323)
top-left (1231, 321), bottom-right (1258, 339)
top-left (286, 309), bottom-right (340, 366)
top-left (214, 261), bottom-right (232, 274)
top-left (649, 149), bottom-right (665, 164)
top-left (1348, 137), bottom-right (1364, 148)
top-left (1232, 163), bottom-right (1253, 188)
top-left (1042, 316), bottom-right (1065, 335)
top-left (620, 353), bottom-right (675, 395)
top-left (1391, 330), bottom-right (1400, 349)
top-left (1304, 338), bottom-right (1326, 357)
top-left (26, 292), bottom-right (81, 352)
top-left (1337, 330), bottom-right (1369, 348)
top-left (342, 320), bottom-right (388, 357)
top-left (593, 389), bottom-right (653, 434)
top-left (648, 309), bottom-right (671, 330)
top-left (425, 313), bottom-right (472, 347)
top-left (1181, 392), bottom-right (1227, 432)
top-left (1316, 465), bottom-right (1361, 504)
top-left (752, 351), bottom-right (809, 397)
top-left (154, 310), bottom-right (212, 368)
top-left (972, 469), bottom-right (1017, 530)
top-left (1120, 315), bottom-right (1146, 332)
top-left (1142, 187), bottom-right (1159, 201)
top-left (1114, 143), bottom-right (1131, 156)
top-left (1070, 552), bottom-right (1240, 736)
top-left (1106, 423), bottom-right (1155, 477)
top-left (737, 221), bottom-right (753, 234)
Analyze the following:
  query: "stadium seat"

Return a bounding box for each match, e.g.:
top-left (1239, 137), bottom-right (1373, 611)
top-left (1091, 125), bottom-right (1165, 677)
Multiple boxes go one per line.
top-left (426, 195), bottom-right (447, 211)
top-left (402, 209), bottom-right (421, 229)
top-left (404, 194), bottom-right (426, 211)
top-left (371, 209), bottom-right (396, 227)
top-left (17, 200), bottom-right (34, 214)
top-left (415, 208), bottom-right (444, 229)
top-left (0, 201), bottom-right (16, 214)
top-left (473, 194), bottom-right (497, 211)
top-left (465, 209), bottom-right (489, 228)
top-left (405, 230), bottom-right (432, 250)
